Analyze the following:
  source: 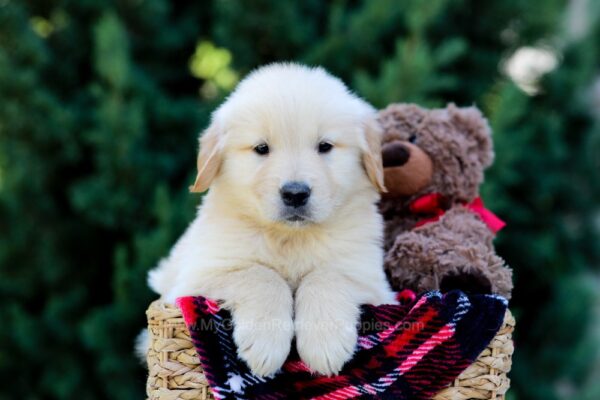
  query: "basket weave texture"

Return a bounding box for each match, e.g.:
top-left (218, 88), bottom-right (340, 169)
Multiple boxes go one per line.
top-left (146, 300), bottom-right (515, 400)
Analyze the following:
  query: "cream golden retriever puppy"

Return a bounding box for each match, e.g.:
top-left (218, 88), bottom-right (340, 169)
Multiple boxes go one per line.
top-left (148, 63), bottom-right (395, 377)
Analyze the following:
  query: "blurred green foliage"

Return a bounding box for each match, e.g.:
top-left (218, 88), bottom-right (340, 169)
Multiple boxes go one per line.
top-left (0, 0), bottom-right (599, 399)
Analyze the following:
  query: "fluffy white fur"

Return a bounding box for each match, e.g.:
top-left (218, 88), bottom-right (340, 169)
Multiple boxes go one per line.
top-left (147, 63), bottom-right (395, 377)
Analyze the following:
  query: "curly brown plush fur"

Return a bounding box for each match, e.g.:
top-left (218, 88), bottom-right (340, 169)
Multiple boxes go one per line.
top-left (379, 103), bottom-right (513, 299)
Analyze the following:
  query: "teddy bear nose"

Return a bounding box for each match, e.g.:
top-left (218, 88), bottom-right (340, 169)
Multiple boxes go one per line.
top-left (382, 142), bottom-right (411, 167)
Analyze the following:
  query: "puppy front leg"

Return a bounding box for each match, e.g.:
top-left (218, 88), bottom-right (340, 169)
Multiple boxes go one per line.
top-left (230, 267), bottom-right (294, 378)
top-left (295, 270), bottom-right (361, 376)
top-left (169, 265), bottom-right (294, 377)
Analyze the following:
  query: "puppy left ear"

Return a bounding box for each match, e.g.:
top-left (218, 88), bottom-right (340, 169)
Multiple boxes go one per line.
top-left (362, 119), bottom-right (387, 193)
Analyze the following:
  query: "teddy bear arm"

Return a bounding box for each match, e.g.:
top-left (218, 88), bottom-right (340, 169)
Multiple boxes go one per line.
top-left (384, 231), bottom-right (443, 293)
top-left (439, 207), bottom-right (496, 249)
top-left (436, 243), bottom-right (513, 299)
top-left (386, 225), bottom-right (513, 298)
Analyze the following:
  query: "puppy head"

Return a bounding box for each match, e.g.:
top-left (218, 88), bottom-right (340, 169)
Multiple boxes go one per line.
top-left (190, 63), bottom-right (384, 226)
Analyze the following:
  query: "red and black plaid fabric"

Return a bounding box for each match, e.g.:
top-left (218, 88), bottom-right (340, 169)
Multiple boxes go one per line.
top-left (177, 290), bottom-right (507, 400)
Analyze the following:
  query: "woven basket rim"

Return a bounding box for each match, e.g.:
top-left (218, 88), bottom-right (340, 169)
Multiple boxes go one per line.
top-left (146, 300), bottom-right (514, 400)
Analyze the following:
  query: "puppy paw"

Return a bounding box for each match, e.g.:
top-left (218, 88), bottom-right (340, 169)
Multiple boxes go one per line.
top-left (296, 315), bottom-right (358, 376)
top-left (232, 308), bottom-right (294, 377)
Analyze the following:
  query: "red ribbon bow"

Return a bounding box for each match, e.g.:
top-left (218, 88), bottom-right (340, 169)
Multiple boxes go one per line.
top-left (410, 193), bottom-right (506, 233)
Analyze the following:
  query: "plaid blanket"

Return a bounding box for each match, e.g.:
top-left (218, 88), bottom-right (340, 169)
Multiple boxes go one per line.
top-left (178, 290), bottom-right (507, 400)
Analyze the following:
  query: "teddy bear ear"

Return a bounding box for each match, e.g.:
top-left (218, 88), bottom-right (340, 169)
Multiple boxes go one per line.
top-left (448, 104), bottom-right (495, 168)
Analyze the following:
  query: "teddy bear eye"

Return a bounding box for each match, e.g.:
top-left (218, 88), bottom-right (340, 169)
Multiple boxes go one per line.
top-left (408, 134), bottom-right (417, 144)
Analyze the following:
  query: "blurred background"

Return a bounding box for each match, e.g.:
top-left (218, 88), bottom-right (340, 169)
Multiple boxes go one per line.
top-left (1, 0), bottom-right (599, 399)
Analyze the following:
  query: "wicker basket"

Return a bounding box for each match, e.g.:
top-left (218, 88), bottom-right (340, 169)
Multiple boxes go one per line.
top-left (146, 300), bottom-right (515, 400)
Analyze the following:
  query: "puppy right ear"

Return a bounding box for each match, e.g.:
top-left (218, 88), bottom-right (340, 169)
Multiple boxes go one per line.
top-left (189, 121), bottom-right (224, 193)
top-left (362, 119), bottom-right (387, 193)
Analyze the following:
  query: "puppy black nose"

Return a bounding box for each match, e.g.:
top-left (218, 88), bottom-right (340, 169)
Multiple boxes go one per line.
top-left (280, 182), bottom-right (311, 208)
top-left (382, 142), bottom-right (410, 167)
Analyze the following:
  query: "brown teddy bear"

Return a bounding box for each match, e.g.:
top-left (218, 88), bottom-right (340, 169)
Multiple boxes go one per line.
top-left (378, 103), bottom-right (513, 299)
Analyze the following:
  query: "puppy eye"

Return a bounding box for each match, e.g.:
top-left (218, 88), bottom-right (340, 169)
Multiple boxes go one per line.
top-left (253, 143), bottom-right (270, 156)
top-left (317, 141), bottom-right (333, 154)
top-left (408, 134), bottom-right (417, 144)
